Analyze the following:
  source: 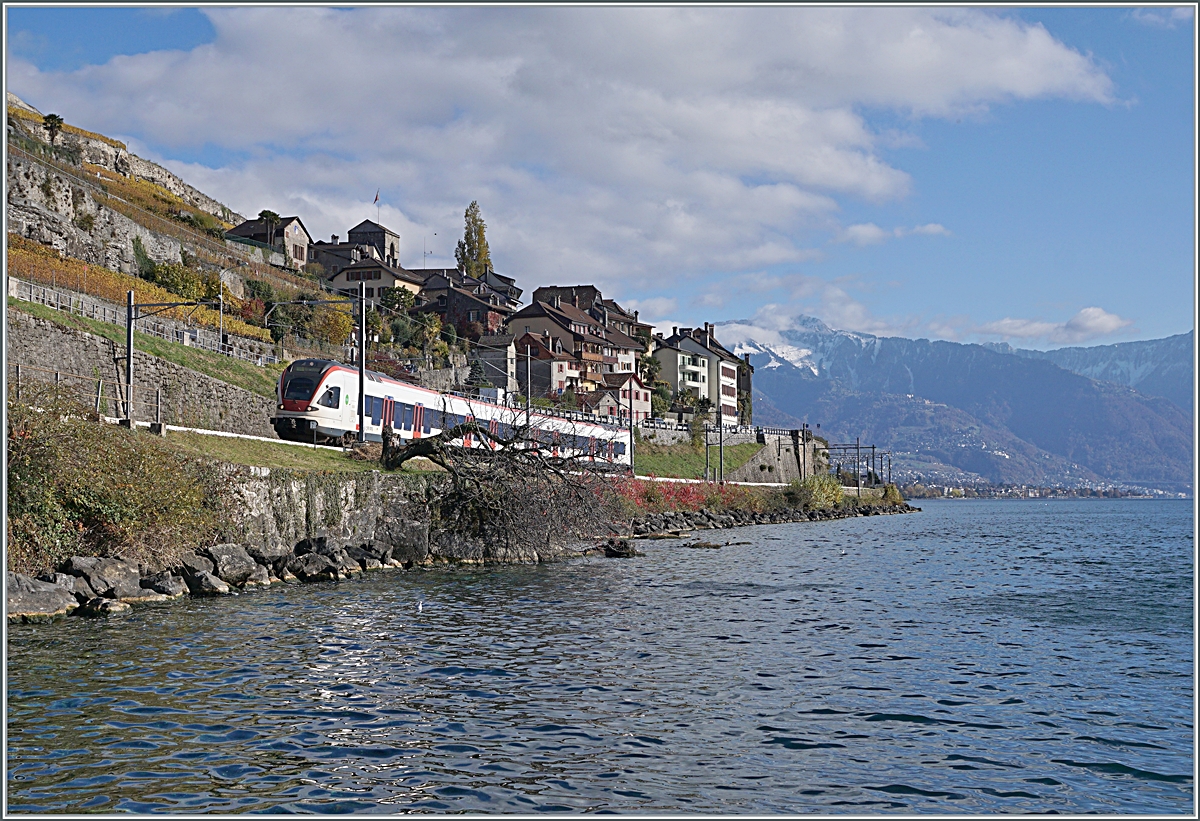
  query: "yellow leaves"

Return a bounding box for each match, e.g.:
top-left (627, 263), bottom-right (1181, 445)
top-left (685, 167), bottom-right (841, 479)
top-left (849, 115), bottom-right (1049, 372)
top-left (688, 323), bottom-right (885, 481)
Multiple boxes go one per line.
top-left (6, 233), bottom-right (271, 342)
top-left (8, 106), bottom-right (127, 149)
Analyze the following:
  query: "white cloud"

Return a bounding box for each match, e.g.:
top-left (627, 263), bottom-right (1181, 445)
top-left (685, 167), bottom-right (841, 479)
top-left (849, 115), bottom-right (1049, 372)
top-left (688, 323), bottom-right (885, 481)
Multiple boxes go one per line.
top-left (1130, 7), bottom-right (1194, 28)
top-left (973, 306), bottom-right (1134, 344)
top-left (836, 222), bottom-right (951, 245)
top-left (621, 297), bottom-right (679, 323)
top-left (838, 223), bottom-right (892, 246)
top-left (7, 7), bottom-right (1113, 295)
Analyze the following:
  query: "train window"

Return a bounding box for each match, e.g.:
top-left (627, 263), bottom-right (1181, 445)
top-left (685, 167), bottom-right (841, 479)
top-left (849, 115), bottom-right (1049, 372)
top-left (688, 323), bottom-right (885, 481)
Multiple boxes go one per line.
top-left (400, 403), bottom-right (413, 430)
top-left (283, 377), bottom-right (316, 400)
top-left (317, 386), bottom-right (341, 408)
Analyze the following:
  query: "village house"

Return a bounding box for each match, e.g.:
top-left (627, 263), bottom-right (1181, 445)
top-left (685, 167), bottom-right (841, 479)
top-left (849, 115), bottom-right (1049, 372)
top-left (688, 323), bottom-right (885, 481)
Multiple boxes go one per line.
top-left (531, 285), bottom-right (652, 351)
top-left (653, 324), bottom-right (745, 426)
top-left (226, 214), bottom-right (312, 270)
top-left (327, 257), bottom-right (424, 306)
top-left (410, 272), bottom-right (515, 338)
top-left (426, 268), bottom-right (523, 310)
top-left (599, 372), bottom-right (653, 422)
top-left (469, 333), bottom-right (518, 393)
top-left (508, 297), bottom-right (642, 388)
top-left (308, 233), bottom-right (381, 278)
top-left (513, 331), bottom-right (583, 397)
top-left (346, 220), bottom-right (401, 267)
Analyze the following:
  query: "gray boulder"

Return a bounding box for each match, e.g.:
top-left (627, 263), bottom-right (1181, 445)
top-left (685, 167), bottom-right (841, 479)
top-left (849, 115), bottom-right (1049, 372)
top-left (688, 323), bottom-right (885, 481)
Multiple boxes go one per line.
top-left (37, 571), bottom-right (97, 604)
top-left (7, 572), bottom-right (79, 622)
top-left (202, 544), bottom-right (259, 586)
top-left (242, 564), bottom-right (271, 587)
top-left (59, 556), bottom-right (142, 599)
top-left (375, 517), bottom-right (429, 566)
top-left (75, 597), bottom-right (132, 618)
top-left (184, 569), bottom-right (232, 596)
top-left (286, 553), bottom-right (338, 583)
top-left (141, 571), bottom-right (187, 598)
top-left (177, 552), bottom-right (215, 578)
top-left (245, 541), bottom-right (291, 576)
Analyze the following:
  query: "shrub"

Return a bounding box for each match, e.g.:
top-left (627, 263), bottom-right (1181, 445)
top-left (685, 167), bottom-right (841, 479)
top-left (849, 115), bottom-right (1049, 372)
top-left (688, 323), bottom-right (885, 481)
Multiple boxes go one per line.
top-left (798, 474), bottom-right (843, 510)
top-left (882, 483), bottom-right (905, 505)
top-left (6, 385), bottom-right (232, 575)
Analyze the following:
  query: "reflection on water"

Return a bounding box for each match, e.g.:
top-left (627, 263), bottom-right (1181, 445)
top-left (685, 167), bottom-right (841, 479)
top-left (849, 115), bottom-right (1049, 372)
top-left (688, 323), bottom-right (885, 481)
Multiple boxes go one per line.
top-left (7, 500), bottom-right (1193, 813)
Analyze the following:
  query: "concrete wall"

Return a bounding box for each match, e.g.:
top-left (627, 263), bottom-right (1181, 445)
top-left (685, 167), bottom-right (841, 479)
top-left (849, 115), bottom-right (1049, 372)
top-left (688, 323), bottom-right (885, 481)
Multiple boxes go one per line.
top-left (7, 307), bottom-right (277, 437)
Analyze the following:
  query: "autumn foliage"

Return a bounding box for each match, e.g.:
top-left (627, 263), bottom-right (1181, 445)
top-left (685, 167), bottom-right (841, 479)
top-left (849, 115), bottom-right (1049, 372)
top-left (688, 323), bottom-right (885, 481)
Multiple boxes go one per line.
top-left (6, 233), bottom-right (272, 342)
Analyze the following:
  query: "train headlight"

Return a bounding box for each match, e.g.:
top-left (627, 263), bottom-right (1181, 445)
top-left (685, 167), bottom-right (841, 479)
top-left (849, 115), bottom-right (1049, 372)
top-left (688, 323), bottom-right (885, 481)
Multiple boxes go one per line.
top-left (307, 406), bottom-right (319, 412)
top-left (277, 403), bottom-right (285, 410)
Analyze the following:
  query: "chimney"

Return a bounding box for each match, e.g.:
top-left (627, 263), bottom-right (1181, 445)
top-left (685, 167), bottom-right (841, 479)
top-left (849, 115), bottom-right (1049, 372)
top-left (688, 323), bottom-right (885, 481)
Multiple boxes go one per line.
top-left (571, 288), bottom-right (578, 307)
top-left (332, 234), bottom-right (339, 243)
top-left (552, 295), bottom-right (561, 309)
top-left (672, 326), bottom-right (678, 337)
top-left (634, 310), bottom-right (639, 321)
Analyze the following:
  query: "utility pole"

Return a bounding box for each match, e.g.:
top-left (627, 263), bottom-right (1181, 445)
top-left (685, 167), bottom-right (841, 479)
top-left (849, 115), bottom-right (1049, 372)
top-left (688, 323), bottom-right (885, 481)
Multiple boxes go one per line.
top-left (704, 423), bottom-right (710, 481)
top-left (628, 382), bottom-right (635, 476)
top-left (856, 436), bottom-right (861, 498)
top-left (719, 415), bottom-right (724, 483)
top-left (125, 290), bottom-right (135, 426)
top-left (358, 281), bottom-right (366, 444)
top-left (525, 345), bottom-right (532, 426)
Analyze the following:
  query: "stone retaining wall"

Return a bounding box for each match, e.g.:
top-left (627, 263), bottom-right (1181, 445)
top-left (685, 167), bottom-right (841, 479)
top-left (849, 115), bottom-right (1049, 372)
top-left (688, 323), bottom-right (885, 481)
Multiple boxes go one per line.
top-left (7, 307), bottom-right (277, 437)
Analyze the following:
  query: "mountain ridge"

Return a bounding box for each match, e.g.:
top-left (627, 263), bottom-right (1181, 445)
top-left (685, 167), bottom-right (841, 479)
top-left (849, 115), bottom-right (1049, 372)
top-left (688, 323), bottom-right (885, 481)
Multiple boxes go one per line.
top-left (718, 318), bottom-right (1193, 492)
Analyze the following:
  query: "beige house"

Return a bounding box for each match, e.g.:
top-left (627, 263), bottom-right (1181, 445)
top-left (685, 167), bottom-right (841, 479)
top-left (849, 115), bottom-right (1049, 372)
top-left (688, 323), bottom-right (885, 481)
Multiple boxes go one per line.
top-left (327, 258), bottom-right (424, 306)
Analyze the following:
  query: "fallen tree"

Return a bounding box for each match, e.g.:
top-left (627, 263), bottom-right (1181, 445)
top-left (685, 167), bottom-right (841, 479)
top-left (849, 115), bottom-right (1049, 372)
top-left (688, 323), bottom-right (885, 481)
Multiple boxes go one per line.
top-left (381, 420), bottom-right (626, 554)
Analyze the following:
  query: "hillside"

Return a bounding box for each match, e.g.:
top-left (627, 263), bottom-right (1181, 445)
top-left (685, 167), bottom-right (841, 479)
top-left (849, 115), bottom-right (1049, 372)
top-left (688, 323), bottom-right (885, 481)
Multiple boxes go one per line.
top-left (725, 318), bottom-right (1193, 493)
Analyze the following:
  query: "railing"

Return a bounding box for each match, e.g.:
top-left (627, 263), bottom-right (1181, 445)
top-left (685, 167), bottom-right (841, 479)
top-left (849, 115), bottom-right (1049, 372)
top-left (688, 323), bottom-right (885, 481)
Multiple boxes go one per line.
top-left (9, 361), bottom-right (165, 422)
top-left (10, 277), bottom-right (281, 366)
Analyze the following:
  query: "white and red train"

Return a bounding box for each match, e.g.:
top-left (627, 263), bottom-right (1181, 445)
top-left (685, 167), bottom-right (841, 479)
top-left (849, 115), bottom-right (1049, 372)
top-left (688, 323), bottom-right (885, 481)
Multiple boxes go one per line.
top-left (270, 358), bottom-right (631, 465)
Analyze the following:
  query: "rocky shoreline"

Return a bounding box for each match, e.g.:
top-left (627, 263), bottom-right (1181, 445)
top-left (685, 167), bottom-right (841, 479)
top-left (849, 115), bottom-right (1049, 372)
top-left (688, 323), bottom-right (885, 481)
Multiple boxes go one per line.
top-left (7, 502), bottom-right (919, 624)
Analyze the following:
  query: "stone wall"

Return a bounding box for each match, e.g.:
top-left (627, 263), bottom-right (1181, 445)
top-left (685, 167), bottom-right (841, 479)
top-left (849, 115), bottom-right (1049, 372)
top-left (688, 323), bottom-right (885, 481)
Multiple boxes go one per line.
top-left (7, 307), bottom-right (277, 437)
top-left (224, 468), bottom-right (595, 566)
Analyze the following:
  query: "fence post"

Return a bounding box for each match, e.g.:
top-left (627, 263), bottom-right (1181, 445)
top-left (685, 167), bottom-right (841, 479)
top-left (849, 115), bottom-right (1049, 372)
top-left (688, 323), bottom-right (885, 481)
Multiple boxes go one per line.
top-left (156, 389), bottom-right (161, 424)
top-left (95, 379), bottom-right (103, 414)
top-left (15, 363), bottom-right (20, 401)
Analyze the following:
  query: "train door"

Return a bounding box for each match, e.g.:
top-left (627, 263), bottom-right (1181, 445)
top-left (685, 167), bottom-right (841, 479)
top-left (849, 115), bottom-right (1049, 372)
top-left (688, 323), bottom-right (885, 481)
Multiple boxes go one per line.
top-left (413, 404), bottom-right (424, 439)
top-left (488, 418), bottom-right (499, 450)
top-left (463, 415), bottom-right (474, 448)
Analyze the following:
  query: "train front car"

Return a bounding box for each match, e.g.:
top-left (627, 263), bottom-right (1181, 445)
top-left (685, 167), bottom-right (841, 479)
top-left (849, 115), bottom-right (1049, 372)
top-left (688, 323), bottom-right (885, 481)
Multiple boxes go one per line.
top-left (271, 359), bottom-right (349, 444)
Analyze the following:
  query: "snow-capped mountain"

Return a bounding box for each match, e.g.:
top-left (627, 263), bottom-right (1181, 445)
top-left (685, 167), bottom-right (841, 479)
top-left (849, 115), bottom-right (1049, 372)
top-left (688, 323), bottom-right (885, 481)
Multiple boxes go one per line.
top-left (715, 318), bottom-right (1193, 492)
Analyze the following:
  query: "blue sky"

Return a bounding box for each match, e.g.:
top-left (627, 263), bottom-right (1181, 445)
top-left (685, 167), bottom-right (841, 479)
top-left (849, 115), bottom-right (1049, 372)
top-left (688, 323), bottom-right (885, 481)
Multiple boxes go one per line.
top-left (6, 6), bottom-right (1195, 348)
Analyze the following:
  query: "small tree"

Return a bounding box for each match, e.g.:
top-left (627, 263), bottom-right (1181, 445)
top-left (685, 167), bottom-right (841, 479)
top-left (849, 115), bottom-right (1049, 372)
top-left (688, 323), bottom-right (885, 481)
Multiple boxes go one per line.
top-left (454, 201), bottom-right (492, 280)
top-left (638, 353), bottom-right (661, 384)
top-left (379, 286), bottom-right (415, 313)
top-left (42, 114), bottom-right (64, 145)
top-left (258, 210), bottom-right (281, 247)
top-left (466, 360), bottom-right (490, 387)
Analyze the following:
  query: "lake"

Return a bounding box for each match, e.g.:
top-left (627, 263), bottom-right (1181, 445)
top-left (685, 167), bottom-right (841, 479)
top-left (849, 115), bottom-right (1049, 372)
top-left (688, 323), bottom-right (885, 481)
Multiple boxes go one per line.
top-left (6, 499), bottom-right (1193, 813)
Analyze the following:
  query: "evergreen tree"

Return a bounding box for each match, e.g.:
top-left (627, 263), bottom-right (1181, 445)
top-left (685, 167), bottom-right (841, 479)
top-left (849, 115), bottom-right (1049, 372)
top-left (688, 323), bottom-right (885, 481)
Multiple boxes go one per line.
top-left (454, 201), bottom-right (492, 280)
top-left (42, 114), bottom-right (64, 145)
top-left (258, 210), bottom-right (281, 247)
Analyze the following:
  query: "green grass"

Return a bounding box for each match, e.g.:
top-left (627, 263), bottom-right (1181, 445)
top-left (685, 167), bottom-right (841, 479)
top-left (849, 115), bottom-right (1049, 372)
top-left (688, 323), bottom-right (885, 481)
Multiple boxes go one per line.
top-left (634, 441), bottom-right (763, 479)
top-left (163, 431), bottom-right (443, 474)
top-left (10, 299), bottom-right (285, 398)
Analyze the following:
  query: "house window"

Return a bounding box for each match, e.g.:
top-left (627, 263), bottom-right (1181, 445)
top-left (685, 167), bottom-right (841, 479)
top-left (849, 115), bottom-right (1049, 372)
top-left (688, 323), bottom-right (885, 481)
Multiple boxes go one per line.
top-left (557, 364), bottom-right (563, 372)
top-left (366, 288), bottom-right (375, 298)
top-left (373, 271), bottom-right (381, 280)
top-left (468, 310), bottom-right (479, 322)
top-left (292, 244), bottom-right (305, 260)
top-left (348, 271), bottom-right (359, 281)
top-left (438, 295), bottom-right (447, 306)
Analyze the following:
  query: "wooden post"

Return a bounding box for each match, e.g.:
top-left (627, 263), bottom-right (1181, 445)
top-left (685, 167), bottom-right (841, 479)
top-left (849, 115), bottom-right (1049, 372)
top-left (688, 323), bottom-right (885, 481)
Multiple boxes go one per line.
top-left (95, 379), bottom-right (103, 414)
top-left (14, 363), bottom-right (20, 401)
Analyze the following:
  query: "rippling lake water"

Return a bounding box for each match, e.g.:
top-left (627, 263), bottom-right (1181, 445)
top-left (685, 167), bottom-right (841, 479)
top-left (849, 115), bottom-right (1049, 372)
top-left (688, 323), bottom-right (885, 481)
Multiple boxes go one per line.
top-left (7, 499), bottom-right (1193, 813)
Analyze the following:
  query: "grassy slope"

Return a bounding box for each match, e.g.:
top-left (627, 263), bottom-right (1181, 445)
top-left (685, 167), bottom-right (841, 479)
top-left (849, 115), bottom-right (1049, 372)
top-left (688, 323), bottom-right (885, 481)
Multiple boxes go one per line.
top-left (10, 299), bottom-right (285, 398)
top-left (635, 441), bottom-right (763, 480)
top-left (164, 431), bottom-right (442, 474)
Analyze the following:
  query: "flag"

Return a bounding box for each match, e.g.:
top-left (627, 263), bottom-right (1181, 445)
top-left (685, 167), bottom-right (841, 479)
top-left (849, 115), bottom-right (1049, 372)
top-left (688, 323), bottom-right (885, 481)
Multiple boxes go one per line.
top-left (374, 189), bottom-right (380, 205)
